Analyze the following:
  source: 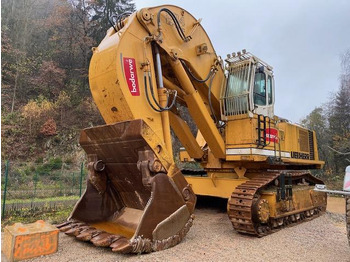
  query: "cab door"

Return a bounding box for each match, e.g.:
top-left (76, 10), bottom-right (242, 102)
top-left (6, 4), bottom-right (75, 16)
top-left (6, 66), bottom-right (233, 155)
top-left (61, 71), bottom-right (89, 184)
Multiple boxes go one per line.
top-left (252, 67), bottom-right (274, 118)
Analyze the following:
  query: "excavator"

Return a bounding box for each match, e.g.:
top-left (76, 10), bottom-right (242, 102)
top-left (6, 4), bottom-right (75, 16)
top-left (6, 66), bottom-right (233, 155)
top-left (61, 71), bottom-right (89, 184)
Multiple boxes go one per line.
top-left (57, 5), bottom-right (327, 253)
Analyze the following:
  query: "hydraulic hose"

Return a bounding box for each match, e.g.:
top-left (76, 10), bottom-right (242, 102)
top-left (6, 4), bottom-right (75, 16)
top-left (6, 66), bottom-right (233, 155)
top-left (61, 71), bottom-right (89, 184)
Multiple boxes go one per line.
top-left (156, 8), bottom-right (190, 42)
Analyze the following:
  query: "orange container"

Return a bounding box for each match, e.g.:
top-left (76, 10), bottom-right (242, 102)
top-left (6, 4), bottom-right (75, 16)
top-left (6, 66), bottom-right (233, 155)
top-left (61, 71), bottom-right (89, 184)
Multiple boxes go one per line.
top-left (2, 220), bottom-right (59, 262)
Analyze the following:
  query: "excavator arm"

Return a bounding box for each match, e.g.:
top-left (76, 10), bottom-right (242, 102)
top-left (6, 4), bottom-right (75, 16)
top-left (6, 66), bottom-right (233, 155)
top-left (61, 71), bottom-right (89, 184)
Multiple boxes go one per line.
top-left (58, 5), bottom-right (224, 253)
top-left (89, 5), bottom-right (226, 159)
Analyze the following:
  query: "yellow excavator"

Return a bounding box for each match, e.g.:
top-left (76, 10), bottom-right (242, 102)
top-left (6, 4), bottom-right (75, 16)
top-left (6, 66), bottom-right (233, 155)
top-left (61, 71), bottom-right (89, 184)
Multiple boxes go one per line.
top-left (57, 5), bottom-right (327, 253)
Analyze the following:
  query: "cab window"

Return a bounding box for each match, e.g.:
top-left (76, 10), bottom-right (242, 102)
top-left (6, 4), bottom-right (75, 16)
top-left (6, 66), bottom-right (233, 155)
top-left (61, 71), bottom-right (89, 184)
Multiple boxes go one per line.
top-left (254, 72), bottom-right (266, 106)
top-left (226, 66), bottom-right (250, 97)
top-left (267, 75), bottom-right (273, 105)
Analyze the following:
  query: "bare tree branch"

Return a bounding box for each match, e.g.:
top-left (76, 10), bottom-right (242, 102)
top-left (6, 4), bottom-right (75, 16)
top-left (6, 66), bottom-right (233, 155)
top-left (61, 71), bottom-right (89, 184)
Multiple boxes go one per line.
top-left (327, 146), bottom-right (350, 155)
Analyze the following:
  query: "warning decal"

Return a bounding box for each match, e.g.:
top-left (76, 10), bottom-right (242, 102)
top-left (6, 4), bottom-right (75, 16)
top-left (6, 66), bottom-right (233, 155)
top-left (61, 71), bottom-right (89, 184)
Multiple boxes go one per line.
top-left (266, 128), bottom-right (279, 143)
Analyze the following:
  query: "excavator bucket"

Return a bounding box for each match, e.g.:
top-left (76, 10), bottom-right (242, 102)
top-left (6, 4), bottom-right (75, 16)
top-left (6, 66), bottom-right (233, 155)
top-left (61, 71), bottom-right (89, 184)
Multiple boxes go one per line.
top-left (57, 120), bottom-right (196, 253)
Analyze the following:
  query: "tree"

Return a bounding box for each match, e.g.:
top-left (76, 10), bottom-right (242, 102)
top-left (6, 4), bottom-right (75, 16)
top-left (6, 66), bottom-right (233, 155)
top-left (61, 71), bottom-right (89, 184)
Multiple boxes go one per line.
top-left (301, 50), bottom-right (350, 176)
top-left (32, 61), bottom-right (66, 99)
top-left (89, 0), bottom-right (136, 43)
top-left (327, 52), bottom-right (350, 173)
top-left (301, 107), bottom-right (332, 171)
top-left (55, 91), bottom-right (72, 128)
top-left (40, 118), bottom-right (57, 136)
top-left (75, 97), bottom-right (104, 127)
top-left (1, 0), bottom-right (57, 112)
top-left (1, 29), bottom-right (20, 112)
top-left (22, 100), bottom-right (41, 136)
top-left (22, 96), bottom-right (55, 137)
top-left (1, 0), bottom-right (136, 162)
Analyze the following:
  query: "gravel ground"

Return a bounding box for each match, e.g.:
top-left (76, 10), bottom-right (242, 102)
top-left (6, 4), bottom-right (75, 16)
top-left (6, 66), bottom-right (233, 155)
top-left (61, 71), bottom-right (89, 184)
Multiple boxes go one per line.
top-left (2, 206), bottom-right (349, 262)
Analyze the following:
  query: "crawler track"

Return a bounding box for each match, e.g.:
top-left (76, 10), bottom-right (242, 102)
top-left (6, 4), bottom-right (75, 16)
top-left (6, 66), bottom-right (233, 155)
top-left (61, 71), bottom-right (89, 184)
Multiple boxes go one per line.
top-left (228, 171), bottom-right (327, 237)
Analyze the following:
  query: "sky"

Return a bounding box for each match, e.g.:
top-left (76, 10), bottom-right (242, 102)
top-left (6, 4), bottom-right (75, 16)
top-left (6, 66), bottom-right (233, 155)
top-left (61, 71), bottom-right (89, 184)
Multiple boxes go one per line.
top-left (135, 0), bottom-right (350, 123)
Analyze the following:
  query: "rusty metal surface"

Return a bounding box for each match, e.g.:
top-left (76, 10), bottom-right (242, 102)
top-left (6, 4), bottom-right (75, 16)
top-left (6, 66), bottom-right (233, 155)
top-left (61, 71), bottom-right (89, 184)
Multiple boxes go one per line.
top-left (3, 221), bottom-right (58, 262)
top-left (60, 120), bottom-right (196, 253)
top-left (228, 171), bottom-right (327, 237)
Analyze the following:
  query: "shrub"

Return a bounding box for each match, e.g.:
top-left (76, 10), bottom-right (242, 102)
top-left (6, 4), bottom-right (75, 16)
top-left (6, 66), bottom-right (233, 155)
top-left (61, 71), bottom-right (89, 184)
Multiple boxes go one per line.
top-left (36, 157), bottom-right (63, 175)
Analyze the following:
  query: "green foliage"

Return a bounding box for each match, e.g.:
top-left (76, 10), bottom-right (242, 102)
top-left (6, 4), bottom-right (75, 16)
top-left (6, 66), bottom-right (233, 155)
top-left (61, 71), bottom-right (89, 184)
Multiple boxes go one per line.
top-left (35, 157), bottom-right (44, 164)
top-left (88, 0), bottom-right (136, 43)
top-left (1, 111), bottom-right (23, 125)
top-left (2, 205), bottom-right (74, 227)
top-left (6, 195), bottom-right (79, 205)
top-left (175, 155), bottom-right (201, 170)
top-left (36, 157), bottom-right (63, 175)
top-left (3, 167), bottom-right (30, 187)
top-left (64, 157), bottom-right (73, 165)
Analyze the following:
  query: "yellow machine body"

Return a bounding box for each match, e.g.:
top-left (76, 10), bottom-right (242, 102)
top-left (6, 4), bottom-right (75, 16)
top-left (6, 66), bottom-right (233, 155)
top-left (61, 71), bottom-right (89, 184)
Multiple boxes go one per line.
top-left (59, 5), bottom-right (327, 253)
top-left (184, 115), bottom-right (323, 199)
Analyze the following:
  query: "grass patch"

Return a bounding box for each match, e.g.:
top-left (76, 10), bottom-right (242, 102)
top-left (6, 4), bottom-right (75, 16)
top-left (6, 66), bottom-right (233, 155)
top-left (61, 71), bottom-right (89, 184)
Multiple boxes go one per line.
top-left (2, 196), bottom-right (80, 228)
top-left (2, 205), bottom-right (74, 228)
top-left (5, 195), bottom-right (79, 204)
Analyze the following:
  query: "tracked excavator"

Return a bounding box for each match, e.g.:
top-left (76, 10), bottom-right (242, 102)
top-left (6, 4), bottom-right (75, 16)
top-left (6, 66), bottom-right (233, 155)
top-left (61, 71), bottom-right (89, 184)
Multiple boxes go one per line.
top-left (57, 5), bottom-right (327, 253)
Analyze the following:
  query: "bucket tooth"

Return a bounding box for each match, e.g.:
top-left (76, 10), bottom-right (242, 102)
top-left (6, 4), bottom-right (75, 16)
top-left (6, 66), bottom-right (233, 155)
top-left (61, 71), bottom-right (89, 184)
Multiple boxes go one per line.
top-left (59, 224), bottom-right (74, 232)
top-left (61, 222), bottom-right (85, 233)
top-left (65, 227), bottom-right (79, 236)
top-left (76, 229), bottom-right (102, 241)
top-left (65, 225), bottom-right (90, 236)
top-left (56, 221), bottom-right (74, 229)
top-left (79, 227), bottom-right (92, 233)
top-left (91, 233), bottom-right (121, 247)
top-left (110, 237), bottom-right (132, 253)
top-left (75, 226), bottom-right (91, 236)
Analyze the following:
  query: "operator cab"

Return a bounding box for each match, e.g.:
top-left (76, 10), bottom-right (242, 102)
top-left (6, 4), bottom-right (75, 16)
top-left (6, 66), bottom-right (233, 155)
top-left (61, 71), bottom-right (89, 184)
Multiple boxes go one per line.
top-left (221, 50), bottom-right (275, 119)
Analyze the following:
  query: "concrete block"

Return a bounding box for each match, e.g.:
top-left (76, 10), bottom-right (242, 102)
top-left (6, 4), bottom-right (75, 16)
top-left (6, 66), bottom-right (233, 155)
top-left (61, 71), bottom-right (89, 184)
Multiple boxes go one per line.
top-left (2, 220), bottom-right (59, 262)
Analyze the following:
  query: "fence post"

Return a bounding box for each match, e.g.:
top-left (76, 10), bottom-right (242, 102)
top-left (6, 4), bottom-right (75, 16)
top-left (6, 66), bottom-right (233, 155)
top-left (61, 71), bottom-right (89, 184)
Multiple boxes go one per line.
top-left (71, 173), bottom-right (75, 194)
top-left (31, 171), bottom-right (39, 208)
top-left (79, 162), bottom-right (84, 197)
top-left (60, 162), bottom-right (64, 196)
top-left (33, 171), bottom-right (38, 197)
top-left (2, 160), bottom-right (10, 219)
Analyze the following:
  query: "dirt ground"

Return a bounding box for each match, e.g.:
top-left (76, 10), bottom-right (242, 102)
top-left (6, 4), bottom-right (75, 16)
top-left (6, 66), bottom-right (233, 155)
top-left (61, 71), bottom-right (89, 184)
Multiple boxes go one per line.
top-left (327, 196), bottom-right (345, 214)
top-left (2, 196), bottom-right (349, 262)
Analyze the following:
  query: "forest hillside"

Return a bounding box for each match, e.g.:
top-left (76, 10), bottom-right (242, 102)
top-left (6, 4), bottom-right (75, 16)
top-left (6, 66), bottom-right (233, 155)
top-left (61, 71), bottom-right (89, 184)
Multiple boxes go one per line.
top-left (1, 0), bottom-right (349, 189)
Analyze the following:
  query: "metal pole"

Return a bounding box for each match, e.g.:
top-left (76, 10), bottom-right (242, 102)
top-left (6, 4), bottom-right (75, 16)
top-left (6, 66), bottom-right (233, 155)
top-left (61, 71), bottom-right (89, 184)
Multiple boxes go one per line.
top-left (79, 162), bottom-right (84, 197)
top-left (71, 173), bottom-right (75, 194)
top-left (59, 176), bottom-right (63, 196)
top-left (31, 171), bottom-right (38, 208)
top-left (2, 160), bottom-right (9, 219)
top-left (34, 171), bottom-right (38, 197)
top-left (60, 162), bottom-right (64, 196)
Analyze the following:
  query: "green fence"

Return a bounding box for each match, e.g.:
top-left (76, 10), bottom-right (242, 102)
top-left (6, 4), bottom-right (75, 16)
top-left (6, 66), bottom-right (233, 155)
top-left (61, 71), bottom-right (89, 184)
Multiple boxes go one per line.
top-left (1, 160), bottom-right (87, 219)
